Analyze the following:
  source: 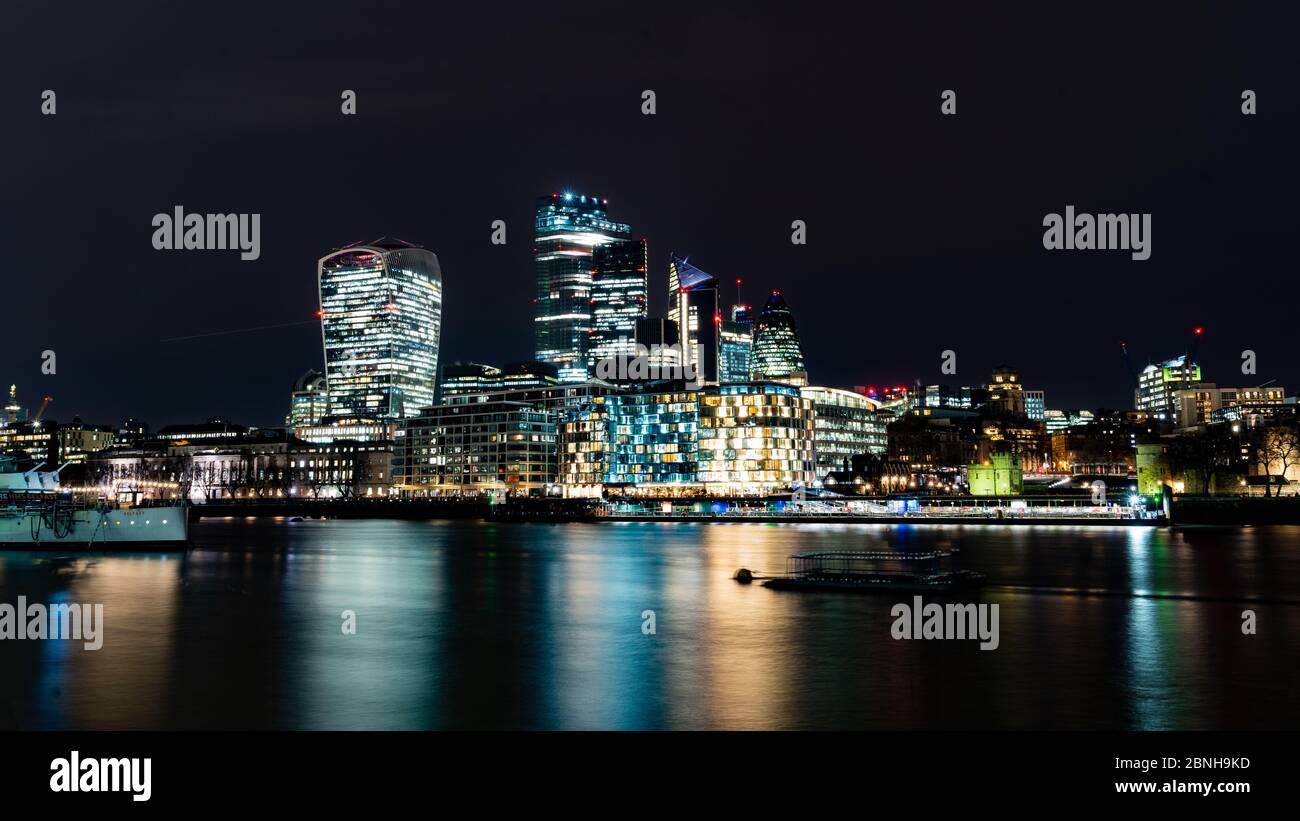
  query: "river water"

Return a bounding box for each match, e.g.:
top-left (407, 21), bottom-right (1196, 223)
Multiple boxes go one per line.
top-left (1, 519), bottom-right (1297, 729)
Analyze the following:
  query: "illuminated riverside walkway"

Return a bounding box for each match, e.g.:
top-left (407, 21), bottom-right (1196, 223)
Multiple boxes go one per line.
top-left (597, 497), bottom-right (1162, 523)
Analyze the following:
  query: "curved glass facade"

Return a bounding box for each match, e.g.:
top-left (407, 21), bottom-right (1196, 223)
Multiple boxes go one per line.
top-left (559, 383), bottom-right (815, 495)
top-left (749, 291), bottom-right (807, 386)
top-left (698, 384), bottom-right (815, 488)
top-left (318, 241), bottom-right (443, 420)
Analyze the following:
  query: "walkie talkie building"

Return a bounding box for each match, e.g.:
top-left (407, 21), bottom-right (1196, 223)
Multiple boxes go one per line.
top-left (317, 238), bottom-right (443, 420)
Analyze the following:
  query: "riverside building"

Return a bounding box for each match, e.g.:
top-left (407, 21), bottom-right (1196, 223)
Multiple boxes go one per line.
top-left (559, 382), bottom-right (815, 497)
top-left (800, 386), bottom-right (886, 482)
top-left (395, 382), bottom-right (617, 495)
top-left (393, 400), bottom-right (556, 496)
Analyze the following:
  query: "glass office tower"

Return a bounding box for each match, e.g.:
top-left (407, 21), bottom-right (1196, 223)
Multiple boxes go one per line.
top-left (317, 238), bottom-right (443, 420)
top-left (533, 193), bottom-right (631, 383)
top-left (719, 304), bottom-right (754, 383)
top-left (588, 238), bottom-right (648, 371)
top-left (439, 361), bottom-right (560, 398)
top-left (286, 369), bottom-right (328, 428)
top-left (666, 254), bottom-right (721, 385)
top-left (749, 290), bottom-right (807, 386)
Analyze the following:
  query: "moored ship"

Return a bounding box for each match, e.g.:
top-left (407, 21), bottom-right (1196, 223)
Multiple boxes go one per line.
top-left (0, 455), bottom-right (188, 549)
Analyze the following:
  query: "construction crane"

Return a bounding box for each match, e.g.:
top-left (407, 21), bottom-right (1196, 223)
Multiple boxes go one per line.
top-left (1120, 341), bottom-right (1137, 387)
top-left (1179, 326), bottom-right (1205, 393)
top-left (32, 396), bottom-right (52, 423)
top-left (1189, 326), bottom-right (1204, 369)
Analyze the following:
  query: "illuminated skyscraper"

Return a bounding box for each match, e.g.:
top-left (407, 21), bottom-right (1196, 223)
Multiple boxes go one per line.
top-left (666, 254), bottom-right (720, 385)
top-left (534, 193), bottom-right (631, 383)
top-left (719, 304), bottom-right (753, 384)
top-left (749, 291), bottom-right (807, 386)
top-left (634, 317), bottom-right (683, 373)
top-left (317, 238), bottom-right (443, 420)
top-left (286, 370), bottom-right (328, 429)
top-left (588, 238), bottom-right (648, 370)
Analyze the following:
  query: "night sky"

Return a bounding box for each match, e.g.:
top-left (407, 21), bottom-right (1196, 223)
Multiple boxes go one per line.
top-left (3, 1), bottom-right (1297, 429)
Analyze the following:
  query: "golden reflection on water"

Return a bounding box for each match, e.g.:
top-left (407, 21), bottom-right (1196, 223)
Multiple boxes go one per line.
top-left (1, 521), bottom-right (1297, 730)
top-left (21, 555), bottom-right (181, 729)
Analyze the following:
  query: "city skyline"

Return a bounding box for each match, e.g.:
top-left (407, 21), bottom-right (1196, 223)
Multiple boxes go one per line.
top-left (3, 5), bottom-right (1297, 429)
top-left (4, 0), bottom-right (1300, 766)
top-left (1, 193), bottom-right (1286, 431)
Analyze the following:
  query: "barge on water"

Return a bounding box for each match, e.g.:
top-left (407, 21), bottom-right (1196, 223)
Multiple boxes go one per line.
top-left (760, 549), bottom-right (985, 593)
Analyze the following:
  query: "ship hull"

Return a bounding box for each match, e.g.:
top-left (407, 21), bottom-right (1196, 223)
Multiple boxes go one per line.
top-left (0, 505), bottom-right (189, 549)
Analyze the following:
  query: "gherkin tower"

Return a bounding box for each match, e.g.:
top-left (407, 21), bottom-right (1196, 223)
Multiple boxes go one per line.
top-left (749, 290), bottom-right (807, 386)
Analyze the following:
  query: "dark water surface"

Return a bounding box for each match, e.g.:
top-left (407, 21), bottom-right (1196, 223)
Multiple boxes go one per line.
top-left (2, 519), bottom-right (1298, 730)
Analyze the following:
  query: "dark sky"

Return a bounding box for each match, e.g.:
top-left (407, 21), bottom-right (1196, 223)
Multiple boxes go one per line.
top-left (3, 1), bottom-right (1297, 428)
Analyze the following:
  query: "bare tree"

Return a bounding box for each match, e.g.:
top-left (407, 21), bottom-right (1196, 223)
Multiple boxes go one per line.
top-left (1252, 423), bottom-right (1300, 497)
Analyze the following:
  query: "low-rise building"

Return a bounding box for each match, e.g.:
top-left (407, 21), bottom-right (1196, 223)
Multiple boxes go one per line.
top-left (966, 452), bottom-right (1024, 496)
top-left (800, 386), bottom-right (886, 482)
top-left (1171, 385), bottom-right (1286, 429)
top-left (397, 382), bottom-right (616, 496)
top-left (87, 426), bottom-right (391, 501)
top-left (394, 400), bottom-right (556, 496)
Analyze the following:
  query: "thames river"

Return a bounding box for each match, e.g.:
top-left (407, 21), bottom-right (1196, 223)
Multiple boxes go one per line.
top-left (1, 519), bottom-right (1298, 730)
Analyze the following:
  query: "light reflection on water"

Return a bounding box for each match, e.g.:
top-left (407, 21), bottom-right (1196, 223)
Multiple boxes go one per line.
top-left (1, 520), bottom-right (1298, 730)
